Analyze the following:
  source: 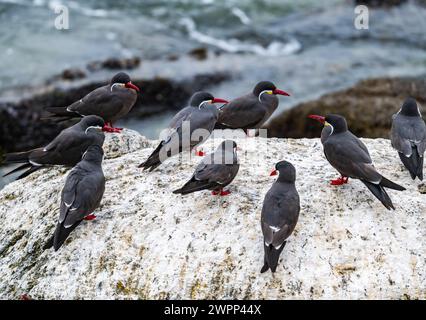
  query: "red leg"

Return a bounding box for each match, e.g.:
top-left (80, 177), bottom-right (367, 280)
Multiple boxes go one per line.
top-left (102, 122), bottom-right (122, 133)
top-left (330, 176), bottom-right (349, 186)
top-left (212, 188), bottom-right (231, 196)
top-left (194, 148), bottom-right (205, 157)
top-left (84, 214), bottom-right (97, 221)
top-left (102, 123), bottom-right (115, 133)
top-left (110, 122), bottom-right (123, 132)
top-left (219, 189), bottom-right (231, 196)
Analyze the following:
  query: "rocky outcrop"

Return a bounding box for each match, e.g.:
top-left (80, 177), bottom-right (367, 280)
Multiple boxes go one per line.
top-left (0, 130), bottom-right (424, 299)
top-left (266, 76), bottom-right (426, 139)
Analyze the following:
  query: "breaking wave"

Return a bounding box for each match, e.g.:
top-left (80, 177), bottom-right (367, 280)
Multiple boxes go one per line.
top-left (180, 17), bottom-right (301, 57)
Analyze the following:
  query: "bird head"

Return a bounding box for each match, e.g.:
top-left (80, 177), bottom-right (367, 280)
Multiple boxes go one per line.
top-left (308, 114), bottom-right (348, 134)
top-left (400, 97), bottom-right (421, 117)
top-left (189, 91), bottom-right (229, 109)
top-left (81, 115), bottom-right (105, 134)
top-left (110, 72), bottom-right (140, 92)
top-left (270, 160), bottom-right (296, 182)
top-left (253, 81), bottom-right (290, 101)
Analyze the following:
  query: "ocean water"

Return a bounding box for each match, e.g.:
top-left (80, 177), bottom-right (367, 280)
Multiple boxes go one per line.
top-left (0, 0), bottom-right (342, 92)
top-left (1, 0), bottom-right (426, 96)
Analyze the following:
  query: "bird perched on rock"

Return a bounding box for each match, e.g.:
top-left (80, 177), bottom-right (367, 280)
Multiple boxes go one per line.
top-left (44, 144), bottom-right (105, 251)
top-left (214, 81), bottom-right (290, 133)
top-left (139, 91), bottom-right (228, 171)
top-left (261, 160), bottom-right (300, 273)
top-left (391, 97), bottom-right (426, 180)
top-left (308, 114), bottom-right (405, 210)
top-left (44, 72), bottom-right (139, 133)
top-left (173, 140), bottom-right (239, 196)
top-left (3, 116), bottom-right (105, 180)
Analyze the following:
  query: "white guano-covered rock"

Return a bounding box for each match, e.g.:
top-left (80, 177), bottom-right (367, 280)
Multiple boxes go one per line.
top-left (0, 129), bottom-right (424, 299)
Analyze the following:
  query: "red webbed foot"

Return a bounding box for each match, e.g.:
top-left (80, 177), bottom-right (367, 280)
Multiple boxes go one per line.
top-left (84, 214), bottom-right (97, 221)
top-left (212, 189), bottom-right (231, 196)
top-left (102, 125), bottom-right (116, 133)
top-left (195, 149), bottom-right (205, 157)
top-left (102, 122), bottom-right (123, 133)
top-left (330, 176), bottom-right (349, 186)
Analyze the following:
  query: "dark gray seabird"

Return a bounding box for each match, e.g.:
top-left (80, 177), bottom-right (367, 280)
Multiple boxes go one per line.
top-left (44, 144), bottom-right (105, 251)
top-left (308, 114), bottom-right (405, 210)
top-left (139, 91), bottom-right (228, 171)
top-left (3, 116), bottom-right (105, 180)
top-left (173, 140), bottom-right (239, 196)
top-left (261, 160), bottom-right (300, 273)
top-left (391, 97), bottom-right (426, 180)
top-left (44, 72), bottom-right (139, 133)
top-left (214, 81), bottom-right (290, 132)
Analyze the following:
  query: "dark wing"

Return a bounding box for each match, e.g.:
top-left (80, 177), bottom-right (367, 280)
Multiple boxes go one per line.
top-left (392, 114), bottom-right (425, 180)
top-left (261, 184), bottom-right (300, 248)
top-left (30, 130), bottom-right (90, 165)
top-left (349, 132), bottom-right (371, 158)
top-left (324, 133), bottom-right (382, 183)
top-left (391, 115), bottom-right (426, 156)
top-left (163, 107), bottom-right (216, 153)
top-left (162, 107), bottom-right (193, 145)
top-left (69, 86), bottom-right (124, 119)
top-left (168, 107), bottom-right (193, 130)
top-left (194, 162), bottom-right (239, 185)
top-left (43, 129), bottom-right (86, 152)
top-left (173, 152), bottom-right (239, 195)
top-left (139, 108), bottom-right (194, 171)
top-left (391, 115), bottom-right (416, 156)
top-left (418, 127), bottom-right (426, 156)
top-left (191, 106), bottom-right (219, 133)
top-left (217, 94), bottom-right (266, 129)
top-left (159, 108), bottom-right (194, 156)
top-left (60, 168), bottom-right (105, 228)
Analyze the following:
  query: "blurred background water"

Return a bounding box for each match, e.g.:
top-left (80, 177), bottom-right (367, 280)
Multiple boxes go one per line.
top-left (1, 0), bottom-right (426, 188)
top-left (3, 0), bottom-right (425, 93)
top-left (0, 0), bottom-right (337, 91)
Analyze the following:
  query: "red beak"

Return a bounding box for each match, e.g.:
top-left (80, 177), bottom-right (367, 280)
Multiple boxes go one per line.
top-left (270, 169), bottom-right (278, 176)
top-left (125, 81), bottom-right (140, 92)
top-left (308, 114), bottom-right (325, 124)
top-left (212, 98), bottom-right (229, 104)
top-left (273, 89), bottom-right (290, 96)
